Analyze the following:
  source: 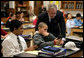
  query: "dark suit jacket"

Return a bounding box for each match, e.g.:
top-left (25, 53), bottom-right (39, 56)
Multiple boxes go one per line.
top-left (39, 7), bottom-right (46, 14)
top-left (35, 10), bottom-right (66, 38)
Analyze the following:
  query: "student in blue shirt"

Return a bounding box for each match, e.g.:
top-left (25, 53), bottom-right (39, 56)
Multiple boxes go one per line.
top-left (74, 13), bottom-right (83, 27)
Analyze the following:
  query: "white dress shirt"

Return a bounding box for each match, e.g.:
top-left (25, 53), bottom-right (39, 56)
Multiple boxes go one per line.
top-left (49, 15), bottom-right (51, 22)
top-left (2, 33), bottom-right (27, 57)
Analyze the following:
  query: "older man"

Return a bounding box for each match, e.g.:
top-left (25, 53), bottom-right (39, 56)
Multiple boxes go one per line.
top-left (35, 4), bottom-right (66, 44)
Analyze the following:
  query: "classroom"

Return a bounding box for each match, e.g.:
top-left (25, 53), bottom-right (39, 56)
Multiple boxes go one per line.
top-left (1, 1), bottom-right (83, 57)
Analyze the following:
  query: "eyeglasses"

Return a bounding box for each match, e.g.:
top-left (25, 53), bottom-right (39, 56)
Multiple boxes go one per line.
top-left (44, 29), bottom-right (48, 30)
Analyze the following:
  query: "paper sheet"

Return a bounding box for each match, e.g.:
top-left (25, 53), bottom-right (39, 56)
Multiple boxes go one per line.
top-left (25, 50), bottom-right (43, 55)
top-left (66, 36), bottom-right (82, 41)
top-left (53, 45), bottom-right (62, 48)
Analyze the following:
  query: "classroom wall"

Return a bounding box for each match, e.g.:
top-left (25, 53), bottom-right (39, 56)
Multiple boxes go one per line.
top-left (43, 1), bottom-right (83, 17)
top-left (64, 10), bottom-right (83, 17)
top-left (9, 1), bottom-right (15, 9)
top-left (29, 1), bottom-right (34, 11)
top-left (43, 1), bottom-right (50, 8)
top-left (7, 1), bottom-right (84, 17)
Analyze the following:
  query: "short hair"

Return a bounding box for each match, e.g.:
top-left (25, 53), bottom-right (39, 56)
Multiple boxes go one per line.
top-left (66, 13), bottom-right (71, 18)
top-left (9, 20), bottom-right (23, 32)
top-left (38, 22), bottom-right (48, 28)
top-left (46, 4), bottom-right (57, 10)
top-left (76, 13), bottom-right (81, 17)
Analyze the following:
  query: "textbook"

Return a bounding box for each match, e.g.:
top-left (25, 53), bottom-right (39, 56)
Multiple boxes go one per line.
top-left (40, 46), bottom-right (66, 57)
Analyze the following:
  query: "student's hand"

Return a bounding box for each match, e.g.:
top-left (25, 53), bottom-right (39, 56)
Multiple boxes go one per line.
top-left (42, 32), bottom-right (49, 36)
top-left (1, 35), bottom-right (4, 39)
top-left (54, 39), bottom-right (60, 45)
top-left (24, 45), bottom-right (38, 51)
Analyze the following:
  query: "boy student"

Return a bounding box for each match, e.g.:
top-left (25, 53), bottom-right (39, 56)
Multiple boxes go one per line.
top-left (33, 22), bottom-right (62, 50)
top-left (74, 13), bottom-right (83, 27)
top-left (2, 20), bottom-right (37, 57)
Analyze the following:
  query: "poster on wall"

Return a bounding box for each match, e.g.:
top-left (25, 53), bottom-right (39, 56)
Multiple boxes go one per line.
top-left (9, 1), bottom-right (15, 9)
top-left (50, 1), bottom-right (59, 10)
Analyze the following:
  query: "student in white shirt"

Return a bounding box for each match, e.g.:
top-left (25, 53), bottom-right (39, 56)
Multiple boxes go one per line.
top-left (66, 13), bottom-right (77, 35)
top-left (2, 20), bottom-right (37, 57)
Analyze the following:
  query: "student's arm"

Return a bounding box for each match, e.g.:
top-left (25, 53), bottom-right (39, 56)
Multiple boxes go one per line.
top-left (79, 20), bottom-right (83, 24)
top-left (47, 33), bottom-right (56, 40)
top-left (75, 23), bottom-right (82, 26)
top-left (33, 34), bottom-right (54, 48)
top-left (24, 45), bottom-right (38, 51)
top-left (74, 19), bottom-right (82, 26)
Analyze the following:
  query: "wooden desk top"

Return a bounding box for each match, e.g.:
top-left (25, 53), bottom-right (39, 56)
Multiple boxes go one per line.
top-left (14, 48), bottom-right (83, 57)
top-left (70, 27), bottom-right (83, 36)
top-left (72, 26), bottom-right (83, 29)
top-left (23, 21), bottom-right (33, 24)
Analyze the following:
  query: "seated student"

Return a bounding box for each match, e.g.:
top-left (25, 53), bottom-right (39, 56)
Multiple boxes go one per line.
top-left (6, 14), bottom-right (16, 28)
top-left (33, 22), bottom-right (61, 50)
top-left (1, 28), bottom-right (8, 39)
top-left (1, 28), bottom-right (8, 56)
top-left (66, 13), bottom-right (77, 35)
top-left (74, 13), bottom-right (83, 27)
top-left (19, 12), bottom-right (24, 22)
top-left (6, 12), bottom-right (13, 22)
top-left (2, 20), bottom-right (37, 57)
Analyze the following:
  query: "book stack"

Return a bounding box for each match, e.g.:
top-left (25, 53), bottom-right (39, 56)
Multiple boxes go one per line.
top-left (38, 46), bottom-right (66, 57)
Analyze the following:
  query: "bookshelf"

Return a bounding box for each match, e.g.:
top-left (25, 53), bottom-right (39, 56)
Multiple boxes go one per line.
top-left (15, 1), bottom-right (29, 17)
top-left (1, 1), bottom-right (9, 17)
top-left (61, 1), bottom-right (83, 11)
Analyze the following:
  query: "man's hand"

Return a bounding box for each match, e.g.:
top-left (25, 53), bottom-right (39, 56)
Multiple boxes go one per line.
top-left (59, 40), bottom-right (64, 45)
